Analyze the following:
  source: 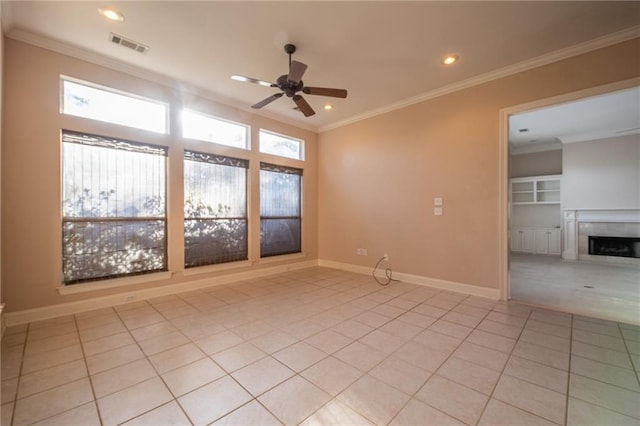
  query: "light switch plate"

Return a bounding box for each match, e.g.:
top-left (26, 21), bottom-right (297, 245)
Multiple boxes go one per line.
top-left (434, 207), bottom-right (443, 215)
top-left (434, 197), bottom-right (443, 206)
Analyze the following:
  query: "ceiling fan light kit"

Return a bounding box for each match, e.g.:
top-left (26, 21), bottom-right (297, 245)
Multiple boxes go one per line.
top-left (232, 44), bottom-right (347, 117)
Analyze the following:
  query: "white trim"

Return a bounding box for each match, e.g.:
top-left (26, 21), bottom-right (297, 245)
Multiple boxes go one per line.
top-left (499, 77), bottom-right (640, 300)
top-left (318, 260), bottom-right (500, 300)
top-left (320, 26), bottom-right (640, 133)
top-left (58, 272), bottom-right (173, 295)
top-left (5, 260), bottom-right (316, 326)
top-left (182, 260), bottom-right (252, 277)
top-left (258, 252), bottom-right (307, 265)
top-left (0, 303), bottom-right (6, 338)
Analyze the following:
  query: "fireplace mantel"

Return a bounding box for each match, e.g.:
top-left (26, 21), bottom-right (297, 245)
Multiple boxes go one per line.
top-left (562, 209), bottom-right (640, 261)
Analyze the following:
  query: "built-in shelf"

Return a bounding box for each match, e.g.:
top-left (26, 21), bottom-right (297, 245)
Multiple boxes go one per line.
top-left (511, 175), bottom-right (561, 205)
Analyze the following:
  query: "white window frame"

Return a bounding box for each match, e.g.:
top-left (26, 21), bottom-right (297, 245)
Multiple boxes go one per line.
top-left (259, 129), bottom-right (305, 161)
top-left (182, 109), bottom-right (250, 150)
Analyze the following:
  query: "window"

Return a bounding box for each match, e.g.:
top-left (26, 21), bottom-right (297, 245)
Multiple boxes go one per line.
top-left (184, 151), bottom-right (248, 267)
top-left (62, 131), bottom-right (168, 284)
top-left (182, 110), bottom-right (248, 149)
top-left (259, 129), bottom-right (304, 160)
top-left (260, 163), bottom-right (302, 257)
top-left (61, 77), bottom-right (168, 134)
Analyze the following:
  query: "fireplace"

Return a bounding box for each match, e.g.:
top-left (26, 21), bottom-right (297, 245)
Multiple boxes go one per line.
top-left (589, 236), bottom-right (640, 259)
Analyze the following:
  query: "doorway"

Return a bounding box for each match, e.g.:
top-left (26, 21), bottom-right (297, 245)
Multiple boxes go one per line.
top-left (499, 79), bottom-right (640, 324)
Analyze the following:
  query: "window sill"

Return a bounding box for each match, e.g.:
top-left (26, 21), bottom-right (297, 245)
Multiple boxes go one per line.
top-left (258, 252), bottom-right (306, 264)
top-left (57, 271), bottom-right (173, 295)
top-left (182, 260), bottom-right (252, 276)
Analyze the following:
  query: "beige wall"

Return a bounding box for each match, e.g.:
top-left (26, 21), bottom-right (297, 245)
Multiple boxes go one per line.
top-left (510, 150), bottom-right (562, 178)
top-left (318, 39), bottom-right (640, 290)
top-left (2, 39), bottom-right (318, 312)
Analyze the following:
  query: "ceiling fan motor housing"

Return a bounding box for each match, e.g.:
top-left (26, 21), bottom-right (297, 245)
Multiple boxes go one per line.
top-left (276, 75), bottom-right (304, 97)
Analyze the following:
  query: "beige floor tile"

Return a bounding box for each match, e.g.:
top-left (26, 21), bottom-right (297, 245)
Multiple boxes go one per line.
top-left (213, 342), bottom-right (267, 373)
top-left (82, 331), bottom-right (134, 357)
top-left (453, 341), bottom-right (509, 372)
top-left (31, 402), bottom-right (100, 426)
top-left (337, 375), bottom-right (410, 425)
top-left (333, 341), bottom-right (388, 372)
top-left (301, 399), bottom-right (374, 426)
top-left (121, 312), bottom-right (166, 330)
top-left (486, 311), bottom-right (528, 328)
top-left (75, 313), bottom-right (121, 332)
top-left (232, 320), bottom-right (275, 340)
top-left (148, 343), bottom-right (206, 374)
top-left (372, 303), bottom-right (406, 319)
top-left (513, 340), bottom-right (570, 371)
top-left (26, 322), bottom-right (77, 342)
top-left (24, 332), bottom-right (80, 357)
top-left (178, 376), bottom-right (252, 425)
top-left (520, 329), bottom-right (571, 353)
top-left (478, 398), bottom-right (557, 426)
top-left (212, 400), bottom-right (282, 426)
top-left (162, 357), bottom-right (225, 397)
top-left (415, 375), bottom-right (488, 425)
top-left (531, 310), bottom-right (572, 328)
top-left (78, 321), bottom-right (127, 342)
top-left (369, 356), bottom-right (432, 395)
top-left (29, 315), bottom-right (74, 330)
top-left (251, 330), bottom-right (298, 354)
top-left (411, 303), bottom-right (449, 319)
top-left (572, 328), bottom-right (628, 352)
top-left (413, 329), bottom-right (462, 352)
top-left (175, 320), bottom-right (226, 341)
top-left (21, 344), bottom-right (84, 375)
top-left (13, 378), bottom-right (94, 426)
top-left (2, 378), bottom-right (19, 404)
top-left (122, 401), bottom-right (192, 426)
top-left (97, 377), bottom-right (173, 426)
top-left (195, 330), bottom-right (245, 355)
top-left (378, 319), bottom-right (423, 340)
top-left (305, 330), bottom-right (353, 354)
top-left (1, 402), bottom-right (14, 426)
top-left (621, 327), bottom-right (640, 343)
top-left (493, 375), bottom-right (566, 424)
top-left (301, 356), bottom-right (363, 396)
top-left (331, 319), bottom-right (374, 340)
top-left (438, 357), bottom-right (501, 395)
top-left (2, 331), bottom-right (27, 348)
top-left (259, 376), bottom-right (331, 426)
top-left (573, 319), bottom-right (621, 337)
top-left (452, 303), bottom-right (491, 318)
top-left (232, 356), bottom-right (294, 397)
top-left (91, 358), bottom-right (157, 398)
top-left (393, 340), bottom-right (451, 372)
top-left (18, 359), bottom-right (87, 399)
top-left (359, 330), bottom-right (406, 354)
top-left (571, 355), bottom-right (640, 392)
top-left (477, 319), bottom-right (523, 339)
top-left (465, 329), bottom-right (517, 354)
top-left (138, 330), bottom-right (189, 356)
top-left (504, 355), bottom-right (568, 394)
top-left (571, 341), bottom-right (633, 369)
top-left (129, 320), bottom-right (178, 342)
top-left (525, 319), bottom-right (571, 339)
top-left (441, 311), bottom-right (483, 328)
top-left (2, 346), bottom-right (24, 379)
top-left (396, 311), bottom-right (437, 328)
top-left (567, 397), bottom-right (640, 426)
top-left (85, 343), bottom-right (145, 375)
top-left (390, 398), bottom-right (465, 426)
top-left (569, 373), bottom-right (640, 419)
top-left (273, 341), bottom-right (327, 372)
top-left (352, 311), bottom-right (391, 328)
top-left (491, 302), bottom-right (532, 318)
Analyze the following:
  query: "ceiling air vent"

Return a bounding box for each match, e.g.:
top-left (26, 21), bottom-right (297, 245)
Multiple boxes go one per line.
top-left (109, 33), bottom-right (149, 54)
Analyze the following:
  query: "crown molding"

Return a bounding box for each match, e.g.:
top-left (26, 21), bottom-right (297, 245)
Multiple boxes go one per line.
top-left (320, 26), bottom-right (640, 133)
top-left (5, 28), bottom-right (319, 133)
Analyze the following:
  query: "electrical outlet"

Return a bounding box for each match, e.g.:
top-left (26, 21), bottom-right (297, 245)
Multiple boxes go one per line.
top-left (383, 253), bottom-right (389, 261)
top-left (362, 249), bottom-right (368, 256)
top-left (434, 207), bottom-right (443, 216)
top-left (125, 295), bottom-right (136, 302)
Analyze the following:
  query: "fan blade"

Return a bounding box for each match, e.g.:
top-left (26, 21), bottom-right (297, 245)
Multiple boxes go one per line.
top-left (293, 95), bottom-right (315, 117)
top-left (288, 61), bottom-right (308, 84)
top-left (231, 75), bottom-right (276, 88)
top-left (252, 93), bottom-right (283, 109)
top-left (302, 87), bottom-right (348, 98)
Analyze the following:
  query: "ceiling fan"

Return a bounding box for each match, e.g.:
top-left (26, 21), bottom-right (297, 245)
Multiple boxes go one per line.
top-left (231, 44), bottom-right (347, 117)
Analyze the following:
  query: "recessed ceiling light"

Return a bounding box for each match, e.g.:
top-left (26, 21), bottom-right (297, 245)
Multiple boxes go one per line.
top-left (324, 104), bottom-right (333, 111)
top-left (443, 54), bottom-right (459, 65)
top-left (98, 8), bottom-right (125, 22)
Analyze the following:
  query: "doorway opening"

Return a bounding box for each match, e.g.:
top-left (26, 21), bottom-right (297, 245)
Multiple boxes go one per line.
top-left (500, 80), bottom-right (640, 324)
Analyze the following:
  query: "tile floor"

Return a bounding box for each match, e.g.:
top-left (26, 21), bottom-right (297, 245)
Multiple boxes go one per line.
top-left (510, 253), bottom-right (640, 325)
top-left (1, 267), bottom-right (639, 425)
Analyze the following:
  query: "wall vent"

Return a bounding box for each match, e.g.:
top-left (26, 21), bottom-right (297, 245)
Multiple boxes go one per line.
top-left (109, 33), bottom-right (149, 54)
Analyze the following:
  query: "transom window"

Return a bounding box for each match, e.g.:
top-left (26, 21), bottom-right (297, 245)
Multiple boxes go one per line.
top-left (260, 162), bottom-right (302, 257)
top-left (184, 150), bottom-right (249, 267)
top-left (61, 77), bottom-right (168, 134)
top-left (62, 131), bottom-right (168, 284)
top-left (259, 129), bottom-right (304, 160)
top-left (182, 110), bottom-right (248, 149)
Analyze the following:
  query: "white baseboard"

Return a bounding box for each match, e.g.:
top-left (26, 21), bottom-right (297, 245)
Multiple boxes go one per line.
top-left (0, 303), bottom-right (5, 338)
top-left (4, 260), bottom-right (317, 326)
top-left (318, 259), bottom-right (500, 300)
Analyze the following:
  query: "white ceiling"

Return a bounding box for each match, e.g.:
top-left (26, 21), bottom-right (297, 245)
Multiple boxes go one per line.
top-left (2, 1), bottom-right (640, 131)
top-left (509, 87), bottom-right (640, 153)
